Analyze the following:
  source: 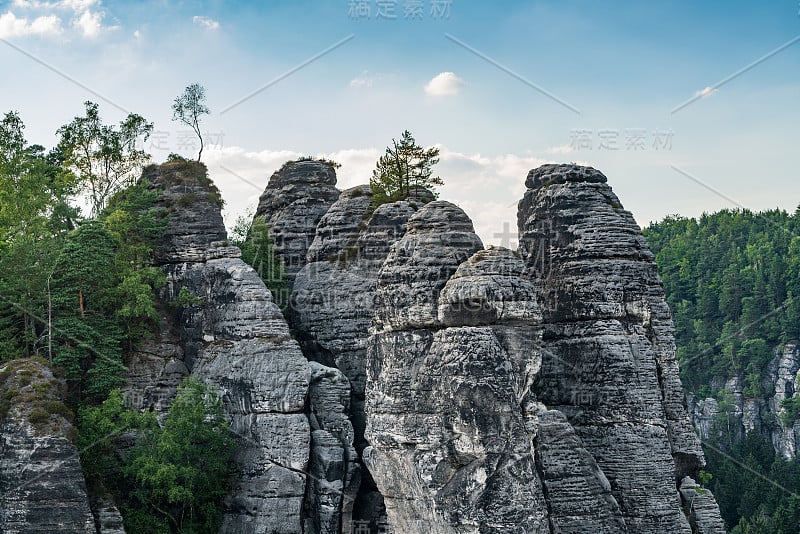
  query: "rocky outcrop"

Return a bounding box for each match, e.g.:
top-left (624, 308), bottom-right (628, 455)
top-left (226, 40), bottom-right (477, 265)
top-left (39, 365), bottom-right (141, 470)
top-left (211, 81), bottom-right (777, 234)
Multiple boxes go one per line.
top-left (679, 477), bottom-right (727, 534)
top-left (365, 212), bottom-right (641, 533)
top-left (290, 187), bottom-right (417, 526)
top-left (254, 160), bottom-right (340, 289)
top-left (0, 359), bottom-right (95, 533)
top-left (122, 311), bottom-right (186, 420)
top-left (517, 163), bottom-right (716, 532)
top-left (140, 161), bottom-right (354, 533)
top-left (688, 341), bottom-right (800, 460)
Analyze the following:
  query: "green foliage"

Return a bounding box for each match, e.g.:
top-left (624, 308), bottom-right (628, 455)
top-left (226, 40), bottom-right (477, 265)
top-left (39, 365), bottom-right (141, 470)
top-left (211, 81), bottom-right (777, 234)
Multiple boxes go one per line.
top-left (77, 382), bottom-right (234, 533)
top-left (293, 155), bottom-right (341, 168)
top-left (230, 212), bottom-right (287, 310)
top-left (166, 153), bottom-right (190, 163)
top-left (370, 130), bottom-right (442, 205)
top-left (77, 388), bottom-right (156, 482)
top-left (698, 469), bottom-right (713, 486)
top-left (49, 178), bottom-right (166, 404)
top-left (647, 208), bottom-right (800, 532)
top-left (124, 378), bottom-right (235, 533)
top-left (172, 286), bottom-right (204, 308)
top-left (781, 396), bottom-right (800, 427)
top-left (0, 111), bottom-right (78, 362)
top-left (644, 209), bottom-right (800, 391)
top-left (172, 83), bottom-right (210, 162)
top-left (57, 101), bottom-right (153, 217)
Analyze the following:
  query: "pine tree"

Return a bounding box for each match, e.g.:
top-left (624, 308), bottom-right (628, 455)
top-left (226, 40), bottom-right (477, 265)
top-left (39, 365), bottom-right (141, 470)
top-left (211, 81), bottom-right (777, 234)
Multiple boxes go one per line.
top-left (370, 130), bottom-right (442, 205)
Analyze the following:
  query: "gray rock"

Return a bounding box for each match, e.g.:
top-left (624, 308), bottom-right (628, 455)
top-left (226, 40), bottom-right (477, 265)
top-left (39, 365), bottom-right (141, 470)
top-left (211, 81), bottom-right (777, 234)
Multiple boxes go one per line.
top-left (688, 341), bottom-right (800, 460)
top-left (142, 162), bottom-right (318, 533)
top-left (305, 363), bottom-right (360, 534)
top-left (89, 487), bottom-right (127, 534)
top-left (290, 195), bottom-right (416, 526)
top-left (306, 185), bottom-right (373, 264)
top-left (366, 242), bottom-right (636, 533)
top-left (254, 160), bottom-right (340, 287)
top-left (372, 200), bottom-right (484, 332)
top-left (0, 360), bottom-right (95, 533)
top-left (679, 477), bottom-right (727, 534)
top-left (532, 407), bottom-right (628, 533)
top-left (518, 163), bottom-right (711, 532)
top-left (122, 313), bottom-right (186, 420)
top-left (145, 162), bottom-right (227, 265)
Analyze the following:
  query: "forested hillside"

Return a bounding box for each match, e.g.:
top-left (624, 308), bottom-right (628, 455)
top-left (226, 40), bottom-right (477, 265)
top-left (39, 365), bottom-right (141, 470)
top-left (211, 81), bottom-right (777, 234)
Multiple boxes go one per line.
top-left (645, 209), bottom-right (800, 533)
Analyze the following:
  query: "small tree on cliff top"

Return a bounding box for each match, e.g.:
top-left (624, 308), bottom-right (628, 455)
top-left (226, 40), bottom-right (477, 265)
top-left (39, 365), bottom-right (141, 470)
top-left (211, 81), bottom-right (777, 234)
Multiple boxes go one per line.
top-left (370, 130), bottom-right (442, 205)
top-left (172, 83), bottom-right (210, 162)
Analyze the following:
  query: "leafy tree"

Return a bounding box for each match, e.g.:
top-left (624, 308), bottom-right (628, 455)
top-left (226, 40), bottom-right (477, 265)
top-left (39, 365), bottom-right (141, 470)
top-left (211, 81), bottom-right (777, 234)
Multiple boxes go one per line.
top-left (57, 101), bottom-right (153, 216)
top-left (370, 130), bottom-right (442, 205)
top-left (645, 207), bottom-right (800, 532)
top-left (0, 111), bottom-right (78, 362)
top-left (50, 221), bottom-right (126, 402)
top-left (172, 84), bottom-right (210, 162)
top-left (124, 378), bottom-right (235, 533)
top-left (77, 388), bottom-right (156, 483)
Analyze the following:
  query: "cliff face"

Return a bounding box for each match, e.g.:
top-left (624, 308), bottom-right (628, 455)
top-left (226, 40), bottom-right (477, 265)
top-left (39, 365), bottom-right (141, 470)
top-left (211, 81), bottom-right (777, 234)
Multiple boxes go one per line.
top-left (688, 342), bottom-right (800, 460)
top-left (129, 161), bottom-right (356, 533)
top-left (253, 160), bottom-right (340, 290)
top-left (0, 360), bottom-right (95, 533)
top-left (517, 164), bottom-right (705, 532)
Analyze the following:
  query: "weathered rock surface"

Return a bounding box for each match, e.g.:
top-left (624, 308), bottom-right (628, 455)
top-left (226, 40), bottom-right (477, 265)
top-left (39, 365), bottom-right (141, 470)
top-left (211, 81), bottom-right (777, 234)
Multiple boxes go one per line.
top-left (366, 236), bottom-right (641, 533)
top-left (143, 161), bottom-right (353, 533)
top-left (305, 362), bottom-right (360, 534)
top-left (290, 189), bottom-right (417, 526)
top-left (122, 311), bottom-right (187, 420)
top-left (367, 206), bottom-right (569, 532)
top-left (679, 477), bottom-right (727, 534)
top-left (254, 160), bottom-right (340, 288)
top-left (517, 163), bottom-right (717, 532)
top-left (688, 341), bottom-right (800, 460)
top-left (0, 360), bottom-right (95, 533)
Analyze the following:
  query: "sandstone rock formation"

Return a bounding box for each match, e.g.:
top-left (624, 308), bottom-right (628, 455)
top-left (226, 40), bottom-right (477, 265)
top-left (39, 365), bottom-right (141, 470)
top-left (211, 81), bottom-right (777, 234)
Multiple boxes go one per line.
top-left (0, 359), bottom-right (95, 533)
top-left (140, 161), bottom-right (355, 533)
top-left (254, 159), bottom-right (340, 290)
top-left (290, 186), bottom-right (418, 526)
top-left (1, 159), bottom-right (727, 533)
top-left (363, 164), bottom-right (724, 532)
top-left (688, 341), bottom-right (800, 460)
top-left (517, 164), bottom-right (712, 532)
top-left (679, 476), bottom-right (727, 534)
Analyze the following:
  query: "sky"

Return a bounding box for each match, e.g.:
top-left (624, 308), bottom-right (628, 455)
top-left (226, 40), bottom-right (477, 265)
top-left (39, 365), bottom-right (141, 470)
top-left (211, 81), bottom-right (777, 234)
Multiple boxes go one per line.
top-left (1, 0), bottom-right (798, 246)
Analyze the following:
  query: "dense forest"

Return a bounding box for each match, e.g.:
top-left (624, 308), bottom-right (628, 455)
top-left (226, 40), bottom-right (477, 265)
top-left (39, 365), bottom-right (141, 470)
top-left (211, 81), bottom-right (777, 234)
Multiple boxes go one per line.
top-left (645, 210), bottom-right (800, 533)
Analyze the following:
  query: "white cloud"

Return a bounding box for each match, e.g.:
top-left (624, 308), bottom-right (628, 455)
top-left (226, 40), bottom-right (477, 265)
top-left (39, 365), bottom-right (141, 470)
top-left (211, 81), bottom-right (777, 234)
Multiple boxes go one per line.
top-left (132, 29), bottom-right (140, 39)
top-left (193, 16), bottom-right (219, 31)
top-left (545, 143), bottom-right (575, 155)
top-left (695, 86), bottom-right (717, 98)
top-left (349, 71), bottom-right (386, 88)
top-left (72, 8), bottom-right (103, 37)
top-left (424, 71), bottom-right (464, 96)
top-left (0, 11), bottom-right (62, 38)
top-left (4, 0), bottom-right (115, 39)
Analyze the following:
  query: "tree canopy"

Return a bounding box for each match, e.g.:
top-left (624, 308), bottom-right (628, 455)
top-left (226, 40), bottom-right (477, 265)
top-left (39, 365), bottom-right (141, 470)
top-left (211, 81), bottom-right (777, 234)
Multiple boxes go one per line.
top-left (57, 101), bottom-right (153, 217)
top-left (172, 83), bottom-right (210, 162)
top-left (645, 207), bottom-right (800, 533)
top-left (370, 130), bottom-right (442, 205)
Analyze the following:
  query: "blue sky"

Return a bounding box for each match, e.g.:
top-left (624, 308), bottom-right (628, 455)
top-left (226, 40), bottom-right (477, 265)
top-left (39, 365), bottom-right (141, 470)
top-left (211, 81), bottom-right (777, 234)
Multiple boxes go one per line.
top-left (1, 0), bottom-right (798, 244)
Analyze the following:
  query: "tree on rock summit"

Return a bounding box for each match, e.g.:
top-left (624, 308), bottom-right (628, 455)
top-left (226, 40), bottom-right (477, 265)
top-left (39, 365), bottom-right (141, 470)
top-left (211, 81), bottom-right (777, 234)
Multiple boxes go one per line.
top-left (370, 129), bottom-right (442, 205)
